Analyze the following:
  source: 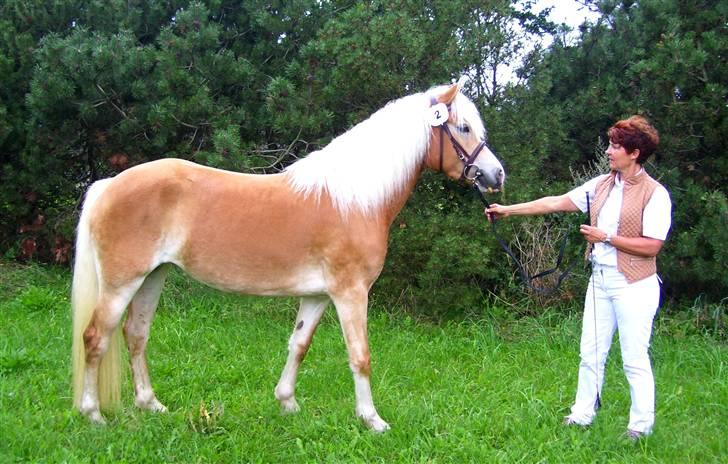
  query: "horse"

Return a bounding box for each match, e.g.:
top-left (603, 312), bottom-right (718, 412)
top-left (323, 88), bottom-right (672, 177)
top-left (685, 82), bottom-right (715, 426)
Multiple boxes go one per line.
top-left (71, 79), bottom-right (505, 431)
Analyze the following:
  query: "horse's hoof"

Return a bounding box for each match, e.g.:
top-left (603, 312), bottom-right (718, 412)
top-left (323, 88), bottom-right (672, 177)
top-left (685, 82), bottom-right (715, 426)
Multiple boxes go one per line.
top-left (280, 397), bottom-right (300, 414)
top-left (83, 409), bottom-right (107, 425)
top-left (149, 400), bottom-right (168, 413)
top-left (135, 396), bottom-right (168, 413)
top-left (361, 414), bottom-right (390, 433)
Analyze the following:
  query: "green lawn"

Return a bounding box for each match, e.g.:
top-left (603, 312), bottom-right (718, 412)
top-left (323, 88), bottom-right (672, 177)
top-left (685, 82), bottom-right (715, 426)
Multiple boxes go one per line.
top-left (0, 263), bottom-right (725, 463)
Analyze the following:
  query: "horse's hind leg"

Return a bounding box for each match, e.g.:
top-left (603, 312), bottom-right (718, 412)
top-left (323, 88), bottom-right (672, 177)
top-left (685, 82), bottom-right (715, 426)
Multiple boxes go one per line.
top-left (331, 288), bottom-right (389, 432)
top-left (80, 280), bottom-right (144, 423)
top-left (123, 265), bottom-right (170, 413)
top-left (275, 295), bottom-right (329, 413)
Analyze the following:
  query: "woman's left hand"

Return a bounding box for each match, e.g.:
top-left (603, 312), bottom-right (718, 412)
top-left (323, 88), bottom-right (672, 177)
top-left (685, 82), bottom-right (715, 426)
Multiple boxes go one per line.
top-left (579, 225), bottom-right (608, 244)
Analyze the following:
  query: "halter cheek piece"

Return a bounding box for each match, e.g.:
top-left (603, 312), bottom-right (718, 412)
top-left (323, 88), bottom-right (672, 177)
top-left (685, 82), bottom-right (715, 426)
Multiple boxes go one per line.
top-left (429, 96), bottom-right (488, 182)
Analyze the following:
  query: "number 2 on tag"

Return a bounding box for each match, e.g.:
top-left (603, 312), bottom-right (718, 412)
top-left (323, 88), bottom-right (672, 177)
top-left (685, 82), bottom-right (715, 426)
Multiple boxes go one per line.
top-left (429, 103), bottom-right (449, 126)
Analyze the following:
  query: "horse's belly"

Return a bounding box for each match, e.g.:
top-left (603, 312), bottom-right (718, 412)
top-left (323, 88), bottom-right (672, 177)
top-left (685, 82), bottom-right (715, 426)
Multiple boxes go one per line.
top-left (182, 262), bottom-right (328, 297)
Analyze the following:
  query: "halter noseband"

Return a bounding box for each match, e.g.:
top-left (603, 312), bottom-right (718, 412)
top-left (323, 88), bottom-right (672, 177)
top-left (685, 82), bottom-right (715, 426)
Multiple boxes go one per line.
top-left (430, 96), bottom-right (488, 182)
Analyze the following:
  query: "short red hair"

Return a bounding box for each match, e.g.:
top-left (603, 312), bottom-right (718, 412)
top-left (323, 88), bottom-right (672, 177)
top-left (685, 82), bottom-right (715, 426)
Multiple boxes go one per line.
top-left (608, 115), bottom-right (659, 164)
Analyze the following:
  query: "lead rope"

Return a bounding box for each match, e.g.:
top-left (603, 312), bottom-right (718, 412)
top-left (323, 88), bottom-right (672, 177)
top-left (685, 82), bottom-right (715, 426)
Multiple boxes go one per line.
top-left (586, 192), bottom-right (602, 411)
top-left (476, 186), bottom-right (579, 296)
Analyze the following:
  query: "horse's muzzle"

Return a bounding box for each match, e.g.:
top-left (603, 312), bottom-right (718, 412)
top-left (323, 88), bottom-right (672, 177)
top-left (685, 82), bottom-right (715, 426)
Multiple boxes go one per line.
top-left (475, 166), bottom-right (505, 192)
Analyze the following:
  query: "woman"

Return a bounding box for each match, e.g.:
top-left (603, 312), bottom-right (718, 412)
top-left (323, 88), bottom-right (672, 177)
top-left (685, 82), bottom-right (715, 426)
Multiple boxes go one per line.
top-left (485, 115), bottom-right (671, 439)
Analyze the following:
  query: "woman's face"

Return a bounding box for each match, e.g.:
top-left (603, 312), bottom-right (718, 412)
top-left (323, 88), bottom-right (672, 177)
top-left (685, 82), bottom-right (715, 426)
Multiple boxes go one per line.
top-left (606, 140), bottom-right (639, 172)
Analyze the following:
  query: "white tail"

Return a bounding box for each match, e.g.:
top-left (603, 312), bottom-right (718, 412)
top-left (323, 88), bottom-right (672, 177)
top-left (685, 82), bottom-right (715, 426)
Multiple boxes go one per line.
top-left (71, 179), bottom-right (124, 411)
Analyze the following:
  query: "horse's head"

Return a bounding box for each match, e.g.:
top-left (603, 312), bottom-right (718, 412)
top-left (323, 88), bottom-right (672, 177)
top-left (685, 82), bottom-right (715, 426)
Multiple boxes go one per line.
top-left (426, 79), bottom-right (505, 193)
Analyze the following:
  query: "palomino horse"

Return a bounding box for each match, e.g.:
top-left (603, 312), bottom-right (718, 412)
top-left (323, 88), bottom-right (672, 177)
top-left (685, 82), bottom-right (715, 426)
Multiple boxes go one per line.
top-left (71, 79), bottom-right (505, 431)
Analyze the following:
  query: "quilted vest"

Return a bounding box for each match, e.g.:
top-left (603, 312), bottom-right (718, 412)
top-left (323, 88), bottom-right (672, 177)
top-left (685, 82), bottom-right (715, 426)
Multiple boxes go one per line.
top-left (587, 171), bottom-right (660, 283)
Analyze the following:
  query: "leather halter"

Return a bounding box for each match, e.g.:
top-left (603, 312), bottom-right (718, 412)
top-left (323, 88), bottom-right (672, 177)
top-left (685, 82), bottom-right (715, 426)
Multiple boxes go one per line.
top-left (430, 97), bottom-right (488, 182)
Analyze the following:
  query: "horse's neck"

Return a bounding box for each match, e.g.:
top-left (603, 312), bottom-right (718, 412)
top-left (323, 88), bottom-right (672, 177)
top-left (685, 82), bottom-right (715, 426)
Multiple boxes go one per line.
top-left (377, 136), bottom-right (443, 225)
top-left (377, 163), bottom-right (425, 227)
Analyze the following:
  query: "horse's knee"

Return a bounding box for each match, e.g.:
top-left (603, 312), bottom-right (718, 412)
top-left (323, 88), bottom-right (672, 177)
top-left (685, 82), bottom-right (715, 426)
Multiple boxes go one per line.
top-left (349, 351), bottom-right (371, 377)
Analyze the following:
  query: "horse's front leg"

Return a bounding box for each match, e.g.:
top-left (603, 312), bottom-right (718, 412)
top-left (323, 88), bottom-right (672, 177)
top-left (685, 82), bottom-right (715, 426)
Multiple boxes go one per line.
top-left (275, 295), bottom-right (330, 413)
top-left (331, 287), bottom-right (390, 432)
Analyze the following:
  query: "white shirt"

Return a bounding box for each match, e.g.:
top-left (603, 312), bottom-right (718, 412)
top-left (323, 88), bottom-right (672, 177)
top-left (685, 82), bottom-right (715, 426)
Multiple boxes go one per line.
top-left (567, 171), bottom-right (672, 266)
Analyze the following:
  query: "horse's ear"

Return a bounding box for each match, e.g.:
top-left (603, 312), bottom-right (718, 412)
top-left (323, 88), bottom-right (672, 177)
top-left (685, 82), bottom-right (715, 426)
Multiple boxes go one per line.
top-left (436, 83), bottom-right (459, 105)
top-left (436, 76), bottom-right (468, 104)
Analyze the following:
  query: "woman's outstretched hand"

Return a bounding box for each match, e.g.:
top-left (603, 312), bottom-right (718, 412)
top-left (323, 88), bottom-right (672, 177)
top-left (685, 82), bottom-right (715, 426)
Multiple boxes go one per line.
top-left (484, 203), bottom-right (510, 223)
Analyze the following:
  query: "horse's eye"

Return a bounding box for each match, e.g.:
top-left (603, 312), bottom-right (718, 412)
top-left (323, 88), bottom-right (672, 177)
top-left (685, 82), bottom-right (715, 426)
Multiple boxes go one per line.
top-left (458, 125), bottom-right (470, 134)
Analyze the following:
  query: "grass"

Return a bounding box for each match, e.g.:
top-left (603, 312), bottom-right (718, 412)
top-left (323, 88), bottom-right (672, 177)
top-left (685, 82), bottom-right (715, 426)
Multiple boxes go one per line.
top-left (0, 262), bottom-right (725, 463)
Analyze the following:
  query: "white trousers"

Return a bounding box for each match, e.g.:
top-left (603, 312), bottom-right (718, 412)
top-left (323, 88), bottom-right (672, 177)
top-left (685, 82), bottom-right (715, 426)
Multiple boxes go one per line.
top-left (567, 264), bottom-right (660, 433)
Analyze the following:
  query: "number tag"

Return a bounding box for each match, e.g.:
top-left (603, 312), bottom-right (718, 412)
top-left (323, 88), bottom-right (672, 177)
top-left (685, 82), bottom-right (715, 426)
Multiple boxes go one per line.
top-left (428, 103), bottom-right (449, 126)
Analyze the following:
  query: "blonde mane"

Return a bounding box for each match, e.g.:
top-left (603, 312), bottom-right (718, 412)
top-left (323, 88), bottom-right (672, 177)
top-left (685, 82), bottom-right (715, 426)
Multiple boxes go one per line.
top-left (284, 86), bottom-right (486, 215)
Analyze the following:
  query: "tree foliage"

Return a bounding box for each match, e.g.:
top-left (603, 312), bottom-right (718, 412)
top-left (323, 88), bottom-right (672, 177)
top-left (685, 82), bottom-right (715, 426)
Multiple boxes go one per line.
top-left (0, 0), bottom-right (725, 310)
top-left (515, 0), bottom-right (728, 302)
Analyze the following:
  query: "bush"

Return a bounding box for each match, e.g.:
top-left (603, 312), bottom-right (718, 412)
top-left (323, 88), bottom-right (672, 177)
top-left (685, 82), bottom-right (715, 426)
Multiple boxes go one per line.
top-left (660, 185), bottom-right (728, 304)
top-left (371, 172), bottom-right (589, 320)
